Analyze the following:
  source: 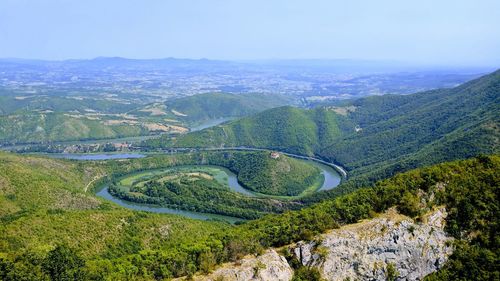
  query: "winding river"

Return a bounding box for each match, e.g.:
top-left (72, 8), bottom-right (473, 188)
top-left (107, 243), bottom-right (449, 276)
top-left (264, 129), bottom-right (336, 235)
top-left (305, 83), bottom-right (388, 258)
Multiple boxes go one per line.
top-left (96, 184), bottom-right (245, 223)
top-left (49, 152), bottom-right (342, 222)
top-left (48, 153), bottom-right (146, 161)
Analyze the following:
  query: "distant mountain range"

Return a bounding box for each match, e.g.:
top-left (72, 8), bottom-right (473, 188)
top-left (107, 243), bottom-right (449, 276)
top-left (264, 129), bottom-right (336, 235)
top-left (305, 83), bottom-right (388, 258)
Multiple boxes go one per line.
top-left (1, 56), bottom-right (495, 73)
top-left (0, 62), bottom-right (498, 281)
top-left (1, 57), bottom-right (492, 101)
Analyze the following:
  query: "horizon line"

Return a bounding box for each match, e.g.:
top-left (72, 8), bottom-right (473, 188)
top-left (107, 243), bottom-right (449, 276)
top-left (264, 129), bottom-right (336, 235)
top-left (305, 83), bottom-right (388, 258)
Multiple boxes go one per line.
top-left (0, 56), bottom-right (498, 69)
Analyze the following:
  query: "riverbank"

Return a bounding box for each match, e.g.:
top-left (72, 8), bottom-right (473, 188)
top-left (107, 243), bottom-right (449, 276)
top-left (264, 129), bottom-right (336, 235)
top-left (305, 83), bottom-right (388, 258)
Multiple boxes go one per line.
top-left (39, 150), bottom-right (344, 222)
top-left (153, 146), bottom-right (348, 179)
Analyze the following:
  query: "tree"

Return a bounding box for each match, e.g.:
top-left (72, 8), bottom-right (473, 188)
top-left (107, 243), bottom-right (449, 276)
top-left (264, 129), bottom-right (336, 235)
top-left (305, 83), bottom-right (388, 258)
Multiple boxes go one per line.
top-left (199, 251), bottom-right (216, 274)
top-left (43, 245), bottom-right (86, 281)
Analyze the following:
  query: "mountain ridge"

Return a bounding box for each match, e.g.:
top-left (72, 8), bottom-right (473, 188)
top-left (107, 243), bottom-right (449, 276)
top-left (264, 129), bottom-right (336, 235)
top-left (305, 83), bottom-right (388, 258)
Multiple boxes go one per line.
top-left (148, 69), bottom-right (499, 187)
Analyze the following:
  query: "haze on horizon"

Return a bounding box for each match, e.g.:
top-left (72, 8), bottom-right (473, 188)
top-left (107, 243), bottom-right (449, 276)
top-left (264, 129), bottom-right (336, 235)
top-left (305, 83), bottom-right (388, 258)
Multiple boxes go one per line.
top-left (1, 0), bottom-right (499, 67)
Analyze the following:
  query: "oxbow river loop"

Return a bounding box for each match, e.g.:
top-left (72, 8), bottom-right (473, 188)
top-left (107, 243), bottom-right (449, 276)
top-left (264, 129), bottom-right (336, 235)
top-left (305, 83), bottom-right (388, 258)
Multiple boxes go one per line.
top-left (48, 150), bottom-right (345, 222)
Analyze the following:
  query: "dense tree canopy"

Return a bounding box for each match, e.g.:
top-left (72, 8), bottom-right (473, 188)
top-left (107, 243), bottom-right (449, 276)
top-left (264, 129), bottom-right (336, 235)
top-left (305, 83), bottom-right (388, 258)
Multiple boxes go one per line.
top-left (0, 153), bottom-right (497, 280)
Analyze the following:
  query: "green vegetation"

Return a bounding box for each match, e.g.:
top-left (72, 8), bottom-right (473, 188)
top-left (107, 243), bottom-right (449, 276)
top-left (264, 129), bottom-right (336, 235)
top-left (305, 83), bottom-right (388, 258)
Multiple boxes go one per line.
top-left (166, 92), bottom-right (293, 124)
top-left (117, 166), bottom-right (229, 187)
top-left (0, 71), bottom-right (498, 280)
top-left (203, 151), bottom-right (321, 196)
top-left (386, 263), bottom-right (399, 281)
top-left (107, 151), bottom-right (322, 197)
top-left (147, 70), bottom-right (500, 192)
top-left (0, 88), bottom-right (160, 145)
top-left (0, 113), bottom-right (148, 144)
top-left (1, 151), bottom-right (497, 280)
top-left (0, 244), bottom-right (87, 281)
top-left (237, 155), bottom-right (500, 281)
top-left (104, 151), bottom-right (321, 218)
top-left (0, 89), bottom-right (138, 115)
top-left (291, 266), bottom-right (322, 281)
top-left (147, 106), bottom-right (346, 156)
top-left (0, 90), bottom-right (293, 146)
top-left (322, 69), bottom-right (500, 185)
top-left (0, 152), bottom-right (232, 279)
top-left (108, 165), bottom-right (298, 219)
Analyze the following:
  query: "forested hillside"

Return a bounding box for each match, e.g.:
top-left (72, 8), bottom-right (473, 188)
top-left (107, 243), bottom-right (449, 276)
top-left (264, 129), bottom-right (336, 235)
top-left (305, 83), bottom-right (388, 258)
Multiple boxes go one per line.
top-left (107, 151), bottom-right (321, 219)
top-left (166, 92), bottom-right (292, 124)
top-left (198, 151), bottom-right (321, 196)
top-left (0, 113), bottom-right (150, 144)
top-left (0, 91), bottom-right (293, 145)
top-left (0, 152), bottom-right (497, 280)
top-left (323, 69), bottom-right (500, 184)
top-left (146, 106), bottom-right (349, 155)
top-left (148, 70), bottom-right (500, 187)
top-left (0, 89), bottom-right (139, 115)
top-left (0, 152), bottom-right (231, 280)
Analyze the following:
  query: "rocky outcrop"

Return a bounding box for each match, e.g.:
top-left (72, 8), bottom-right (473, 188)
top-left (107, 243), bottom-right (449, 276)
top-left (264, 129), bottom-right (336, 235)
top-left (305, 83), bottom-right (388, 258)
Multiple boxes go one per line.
top-left (293, 207), bottom-right (453, 281)
top-left (180, 249), bottom-right (293, 281)
top-left (180, 208), bottom-right (453, 281)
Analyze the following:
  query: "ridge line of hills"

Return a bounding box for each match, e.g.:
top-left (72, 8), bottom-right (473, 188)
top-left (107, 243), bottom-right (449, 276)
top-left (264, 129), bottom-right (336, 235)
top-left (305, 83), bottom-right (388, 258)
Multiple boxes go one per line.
top-left (0, 151), bottom-right (497, 280)
top-left (145, 69), bottom-right (499, 194)
top-left (0, 69), bottom-right (498, 280)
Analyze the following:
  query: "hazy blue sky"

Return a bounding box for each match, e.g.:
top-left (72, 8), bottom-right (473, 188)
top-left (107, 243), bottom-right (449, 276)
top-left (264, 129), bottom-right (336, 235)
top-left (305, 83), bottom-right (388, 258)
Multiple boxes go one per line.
top-left (1, 0), bottom-right (499, 66)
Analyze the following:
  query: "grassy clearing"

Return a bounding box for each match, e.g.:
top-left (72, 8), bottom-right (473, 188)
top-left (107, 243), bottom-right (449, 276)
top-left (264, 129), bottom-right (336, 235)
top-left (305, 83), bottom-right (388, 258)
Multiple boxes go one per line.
top-left (118, 165), bottom-right (232, 190)
top-left (115, 162), bottom-right (325, 200)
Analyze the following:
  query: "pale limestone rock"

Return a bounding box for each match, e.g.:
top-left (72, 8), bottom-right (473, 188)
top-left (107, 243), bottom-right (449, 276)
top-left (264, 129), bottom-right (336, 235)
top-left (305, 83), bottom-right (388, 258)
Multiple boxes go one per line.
top-left (177, 208), bottom-right (453, 281)
top-left (183, 249), bottom-right (293, 281)
top-left (293, 207), bottom-right (453, 281)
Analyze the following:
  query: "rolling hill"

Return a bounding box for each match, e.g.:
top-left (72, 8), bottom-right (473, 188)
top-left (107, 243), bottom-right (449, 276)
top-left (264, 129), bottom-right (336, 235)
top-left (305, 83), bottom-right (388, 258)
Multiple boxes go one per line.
top-left (146, 106), bottom-right (349, 155)
top-left (0, 88), bottom-right (140, 115)
top-left (0, 113), bottom-right (150, 145)
top-left (146, 69), bottom-right (500, 186)
top-left (203, 151), bottom-right (322, 196)
top-left (165, 92), bottom-right (294, 124)
top-left (0, 91), bottom-right (294, 146)
top-left (322, 69), bottom-right (500, 183)
top-left (0, 151), bottom-right (497, 280)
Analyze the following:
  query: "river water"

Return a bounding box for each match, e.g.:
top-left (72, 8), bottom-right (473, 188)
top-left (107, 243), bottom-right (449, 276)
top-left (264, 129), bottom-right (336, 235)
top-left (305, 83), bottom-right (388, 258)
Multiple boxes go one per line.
top-left (50, 152), bottom-right (341, 222)
top-left (48, 153), bottom-right (146, 160)
top-left (189, 117), bottom-right (235, 132)
top-left (96, 185), bottom-right (244, 223)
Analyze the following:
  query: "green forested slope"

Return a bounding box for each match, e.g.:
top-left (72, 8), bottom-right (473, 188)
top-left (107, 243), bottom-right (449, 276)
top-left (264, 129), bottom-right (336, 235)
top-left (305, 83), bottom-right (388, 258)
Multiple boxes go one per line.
top-left (108, 151), bottom-right (321, 218)
top-left (241, 155), bottom-right (500, 281)
top-left (0, 90), bottom-right (138, 115)
top-left (149, 70), bottom-right (500, 187)
top-left (203, 151), bottom-right (321, 196)
top-left (323, 69), bottom-right (500, 183)
top-left (0, 152), bottom-right (230, 279)
top-left (166, 92), bottom-right (293, 123)
top-left (0, 152), bottom-right (497, 280)
top-left (0, 113), bottom-right (148, 144)
top-left (149, 106), bottom-right (347, 155)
